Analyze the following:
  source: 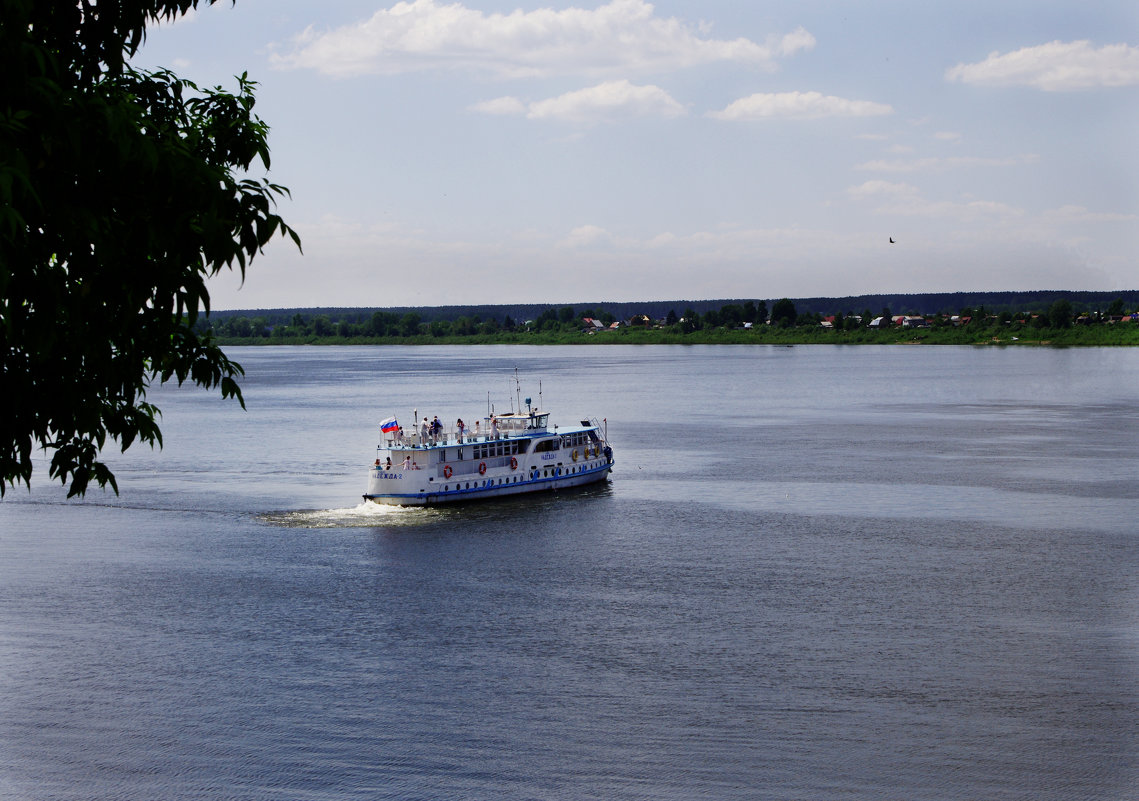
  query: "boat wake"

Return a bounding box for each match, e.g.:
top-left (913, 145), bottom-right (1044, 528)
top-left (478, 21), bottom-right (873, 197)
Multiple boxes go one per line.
top-left (258, 502), bottom-right (437, 529)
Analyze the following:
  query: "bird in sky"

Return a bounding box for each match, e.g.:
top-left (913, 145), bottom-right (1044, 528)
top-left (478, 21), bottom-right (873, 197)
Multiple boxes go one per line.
top-left (889, 237), bottom-right (895, 243)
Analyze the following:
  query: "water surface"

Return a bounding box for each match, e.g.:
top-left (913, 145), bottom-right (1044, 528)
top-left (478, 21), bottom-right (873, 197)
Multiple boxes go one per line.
top-left (2, 345), bottom-right (1137, 800)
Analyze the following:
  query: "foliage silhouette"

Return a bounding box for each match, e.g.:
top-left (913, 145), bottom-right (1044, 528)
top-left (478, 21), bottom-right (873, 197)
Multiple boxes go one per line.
top-left (1, 0), bottom-right (299, 496)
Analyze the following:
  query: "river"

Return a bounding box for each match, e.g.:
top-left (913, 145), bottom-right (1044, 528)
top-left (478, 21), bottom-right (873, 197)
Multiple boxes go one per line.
top-left (2, 345), bottom-right (1137, 800)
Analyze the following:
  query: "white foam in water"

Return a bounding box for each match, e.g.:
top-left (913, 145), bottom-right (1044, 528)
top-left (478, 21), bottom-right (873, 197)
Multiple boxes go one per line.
top-left (259, 502), bottom-right (434, 528)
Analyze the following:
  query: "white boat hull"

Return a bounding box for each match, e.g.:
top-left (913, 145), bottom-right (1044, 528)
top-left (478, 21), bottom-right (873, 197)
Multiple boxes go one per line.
top-left (363, 405), bottom-right (613, 507)
top-left (364, 457), bottom-right (612, 506)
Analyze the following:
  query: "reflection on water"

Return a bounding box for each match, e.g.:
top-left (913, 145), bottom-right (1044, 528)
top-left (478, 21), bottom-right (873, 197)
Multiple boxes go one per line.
top-left (1, 345), bottom-right (1137, 801)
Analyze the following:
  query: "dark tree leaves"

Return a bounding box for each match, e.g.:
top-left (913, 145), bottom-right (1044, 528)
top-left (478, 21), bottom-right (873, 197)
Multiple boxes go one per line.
top-left (1, 0), bottom-right (300, 496)
top-left (770, 298), bottom-right (797, 328)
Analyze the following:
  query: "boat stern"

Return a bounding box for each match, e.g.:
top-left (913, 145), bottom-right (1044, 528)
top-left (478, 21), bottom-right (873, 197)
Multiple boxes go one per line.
top-left (364, 462), bottom-right (430, 505)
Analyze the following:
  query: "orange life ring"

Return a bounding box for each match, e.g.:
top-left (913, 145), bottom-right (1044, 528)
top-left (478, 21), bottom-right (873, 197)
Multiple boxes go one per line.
top-left (510, 457), bottom-right (518, 470)
top-left (478, 462), bottom-right (487, 475)
top-left (443, 464), bottom-right (452, 478)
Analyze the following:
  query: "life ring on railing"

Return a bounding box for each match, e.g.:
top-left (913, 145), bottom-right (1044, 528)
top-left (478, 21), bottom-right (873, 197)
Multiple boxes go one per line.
top-left (510, 456), bottom-right (518, 470)
top-left (571, 449), bottom-right (579, 462)
top-left (443, 464), bottom-right (452, 478)
top-left (478, 462), bottom-right (487, 475)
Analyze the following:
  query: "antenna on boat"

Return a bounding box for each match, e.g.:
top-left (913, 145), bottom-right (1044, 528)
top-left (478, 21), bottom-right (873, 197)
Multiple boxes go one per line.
top-left (538, 380), bottom-right (543, 411)
top-left (513, 368), bottom-right (522, 414)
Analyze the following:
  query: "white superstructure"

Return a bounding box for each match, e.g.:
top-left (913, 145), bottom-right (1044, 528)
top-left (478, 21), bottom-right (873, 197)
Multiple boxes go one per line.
top-left (363, 399), bottom-right (613, 506)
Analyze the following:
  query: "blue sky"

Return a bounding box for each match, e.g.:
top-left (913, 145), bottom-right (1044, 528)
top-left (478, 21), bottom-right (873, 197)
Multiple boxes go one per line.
top-left (135, 0), bottom-right (1139, 309)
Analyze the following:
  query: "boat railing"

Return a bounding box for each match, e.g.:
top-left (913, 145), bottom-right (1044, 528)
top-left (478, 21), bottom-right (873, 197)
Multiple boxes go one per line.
top-left (381, 424), bottom-right (520, 449)
top-left (587, 417), bottom-right (608, 444)
top-left (380, 417), bottom-right (602, 449)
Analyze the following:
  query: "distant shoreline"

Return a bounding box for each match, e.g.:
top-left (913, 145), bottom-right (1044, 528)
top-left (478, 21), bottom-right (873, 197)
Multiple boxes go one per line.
top-left (213, 326), bottom-right (1139, 348)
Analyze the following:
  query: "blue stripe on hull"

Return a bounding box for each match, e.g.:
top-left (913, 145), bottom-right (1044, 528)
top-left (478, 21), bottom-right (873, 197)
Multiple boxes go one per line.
top-left (364, 462), bottom-right (613, 507)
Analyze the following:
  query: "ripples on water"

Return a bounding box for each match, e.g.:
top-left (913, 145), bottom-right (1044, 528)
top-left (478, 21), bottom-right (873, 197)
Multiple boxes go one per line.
top-left (1, 346), bottom-right (1137, 801)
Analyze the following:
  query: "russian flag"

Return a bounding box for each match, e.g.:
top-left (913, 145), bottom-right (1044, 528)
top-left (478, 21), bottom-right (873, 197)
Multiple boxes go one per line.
top-left (380, 417), bottom-right (399, 434)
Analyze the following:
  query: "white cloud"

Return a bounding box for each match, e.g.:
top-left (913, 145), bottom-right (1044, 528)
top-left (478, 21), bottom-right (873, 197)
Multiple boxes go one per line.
top-left (708, 91), bottom-right (893, 121)
top-left (775, 27), bottom-right (816, 58)
top-left (557, 224), bottom-right (612, 248)
top-left (846, 180), bottom-right (920, 198)
top-left (469, 96), bottom-right (528, 116)
top-left (946, 40), bottom-right (1139, 91)
top-left (882, 196), bottom-right (1025, 221)
top-left (933, 131), bottom-right (962, 142)
top-left (847, 182), bottom-right (1024, 221)
top-left (1041, 205), bottom-right (1138, 224)
top-left (479, 80), bottom-right (684, 123)
top-left (855, 154), bottom-right (1039, 172)
top-left (205, 205), bottom-right (1133, 308)
top-left (271, 0), bottom-right (812, 78)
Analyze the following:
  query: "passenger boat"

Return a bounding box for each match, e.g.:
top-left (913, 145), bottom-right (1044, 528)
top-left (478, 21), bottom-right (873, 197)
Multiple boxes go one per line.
top-left (362, 393), bottom-right (614, 507)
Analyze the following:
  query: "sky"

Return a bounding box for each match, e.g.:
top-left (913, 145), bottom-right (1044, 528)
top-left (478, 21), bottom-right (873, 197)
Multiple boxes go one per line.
top-left (134, 0), bottom-right (1139, 309)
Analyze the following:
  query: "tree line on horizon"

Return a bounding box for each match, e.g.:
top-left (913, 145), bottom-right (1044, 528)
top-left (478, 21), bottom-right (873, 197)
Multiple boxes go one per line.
top-left (204, 289), bottom-right (1138, 330)
top-left (205, 295), bottom-right (1137, 340)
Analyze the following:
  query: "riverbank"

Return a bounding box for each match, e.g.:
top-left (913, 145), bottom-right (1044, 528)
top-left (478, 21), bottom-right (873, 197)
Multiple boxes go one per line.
top-left (213, 324), bottom-right (1139, 347)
